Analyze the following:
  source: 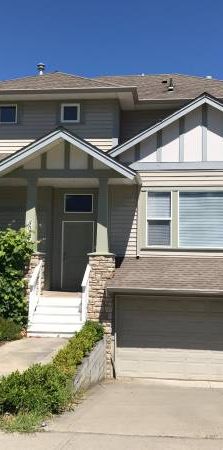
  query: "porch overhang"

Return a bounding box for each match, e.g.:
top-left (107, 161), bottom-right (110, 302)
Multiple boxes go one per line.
top-left (0, 128), bottom-right (136, 181)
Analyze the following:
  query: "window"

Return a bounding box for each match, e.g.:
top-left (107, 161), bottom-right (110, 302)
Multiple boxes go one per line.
top-left (0, 105), bottom-right (17, 123)
top-left (64, 194), bottom-right (93, 213)
top-left (179, 192), bottom-right (223, 248)
top-left (61, 104), bottom-right (80, 123)
top-left (147, 192), bottom-right (171, 246)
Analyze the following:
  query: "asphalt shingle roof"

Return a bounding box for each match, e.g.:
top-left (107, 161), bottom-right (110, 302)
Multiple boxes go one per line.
top-left (95, 74), bottom-right (223, 101)
top-left (0, 72), bottom-right (124, 91)
top-left (2, 71), bottom-right (223, 102)
top-left (107, 257), bottom-right (223, 293)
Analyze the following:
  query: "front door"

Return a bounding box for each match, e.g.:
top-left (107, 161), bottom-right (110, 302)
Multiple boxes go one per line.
top-left (61, 221), bottom-right (94, 291)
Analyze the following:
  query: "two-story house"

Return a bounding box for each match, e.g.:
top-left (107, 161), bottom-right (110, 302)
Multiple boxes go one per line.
top-left (1, 66), bottom-right (223, 381)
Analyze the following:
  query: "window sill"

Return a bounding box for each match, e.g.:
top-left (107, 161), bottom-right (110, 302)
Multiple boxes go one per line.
top-left (141, 247), bottom-right (223, 252)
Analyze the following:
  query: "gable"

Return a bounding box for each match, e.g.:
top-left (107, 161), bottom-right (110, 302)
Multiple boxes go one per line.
top-left (111, 94), bottom-right (223, 168)
top-left (0, 129), bottom-right (135, 179)
top-left (23, 141), bottom-right (109, 170)
top-left (118, 103), bottom-right (223, 166)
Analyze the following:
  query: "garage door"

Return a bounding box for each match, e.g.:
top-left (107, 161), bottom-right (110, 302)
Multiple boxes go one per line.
top-left (115, 295), bottom-right (223, 381)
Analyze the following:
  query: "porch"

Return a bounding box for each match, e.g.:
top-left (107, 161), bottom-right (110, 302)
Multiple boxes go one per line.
top-left (0, 128), bottom-right (136, 336)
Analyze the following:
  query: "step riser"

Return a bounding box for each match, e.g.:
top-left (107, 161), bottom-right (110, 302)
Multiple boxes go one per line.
top-left (38, 298), bottom-right (81, 307)
top-left (36, 306), bottom-right (81, 315)
top-left (27, 332), bottom-right (79, 338)
top-left (27, 323), bottom-right (83, 333)
top-left (31, 315), bottom-right (81, 324)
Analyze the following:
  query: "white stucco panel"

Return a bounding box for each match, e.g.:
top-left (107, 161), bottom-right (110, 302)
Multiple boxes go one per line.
top-left (119, 148), bottom-right (135, 163)
top-left (46, 141), bottom-right (65, 169)
top-left (184, 107), bottom-right (202, 161)
top-left (207, 106), bottom-right (223, 161)
top-left (139, 134), bottom-right (157, 162)
top-left (162, 121), bottom-right (179, 162)
top-left (70, 145), bottom-right (88, 169)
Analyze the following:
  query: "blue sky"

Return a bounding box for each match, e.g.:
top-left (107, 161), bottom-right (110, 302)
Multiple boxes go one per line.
top-left (1, 0), bottom-right (223, 80)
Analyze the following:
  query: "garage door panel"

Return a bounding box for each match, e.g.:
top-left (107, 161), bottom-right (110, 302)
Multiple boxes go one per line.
top-left (115, 296), bottom-right (223, 380)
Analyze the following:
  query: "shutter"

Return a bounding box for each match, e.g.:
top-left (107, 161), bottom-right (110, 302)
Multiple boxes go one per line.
top-left (179, 192), bottom-right (223, 248)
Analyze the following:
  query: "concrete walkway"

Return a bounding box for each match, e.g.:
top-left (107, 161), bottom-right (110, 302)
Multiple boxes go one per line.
top-left (1, 380), bottom-right (223, 449)
top-left (0, 337), bottom-right (67, 376)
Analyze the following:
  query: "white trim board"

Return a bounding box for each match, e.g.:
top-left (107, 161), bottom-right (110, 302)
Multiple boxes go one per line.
top-left (109, 94), bottom-right (223, 157)
top-left (0, 128), bottom-right (135, 180)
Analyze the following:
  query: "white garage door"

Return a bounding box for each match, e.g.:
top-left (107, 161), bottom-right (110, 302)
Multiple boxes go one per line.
top-left (115, 295), bottom-right (223, 381)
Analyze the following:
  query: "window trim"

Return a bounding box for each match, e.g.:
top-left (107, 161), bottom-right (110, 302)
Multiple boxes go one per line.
top-left (64, 193), bottom-right (93, 214)
top-left (141, 188), bottom-right (223, 251)
top-left (0, 104), bottom-right (17, 124)
top-left (146, 191), bottom-right (172, 248)
top-left (60, 103), bottom-right (80, 123)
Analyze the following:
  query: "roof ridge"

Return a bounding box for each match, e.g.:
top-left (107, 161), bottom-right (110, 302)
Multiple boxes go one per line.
top-left (95, 73), bottom-right (222, 81)
top-left (0, 71), bottom-right (127, 89)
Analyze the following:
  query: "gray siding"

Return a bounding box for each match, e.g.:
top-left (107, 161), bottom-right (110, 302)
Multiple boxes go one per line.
top-left (109, 186), bottom-right (138, 256)
top-left (0, 187), bottom-right (26, 231)
top-left (0, 100), bottom-right (119, 141)
top-left (120, 109), bottom-right (177, 142)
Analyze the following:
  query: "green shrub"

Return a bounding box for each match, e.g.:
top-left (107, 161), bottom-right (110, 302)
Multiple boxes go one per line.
top-left (0, 364), bottom-right (71, 415)
top-left (0, 317), bottom-right (22, 341)
top-left (0, 228), bottom-right (34, 326)
top-left (0, 321), bottom-right (104, 419)
top-left (53, 321), bottom-right (104, 376)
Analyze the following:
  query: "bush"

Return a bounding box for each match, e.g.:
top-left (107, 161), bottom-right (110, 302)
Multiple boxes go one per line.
top-left (0, 317), bottom-right (22, 341)
top-left (53, 321), bottom-right (104, 376)
top-left (0, 321), bottom-right (104, 417)
top-left (0, 228), bottom-right (34, 326)
top-left (0, 364), bottom-right (71, 415)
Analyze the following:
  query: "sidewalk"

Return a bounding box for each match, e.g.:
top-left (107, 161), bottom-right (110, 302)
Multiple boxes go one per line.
top-left (0, 337), bottom-right (67, 376)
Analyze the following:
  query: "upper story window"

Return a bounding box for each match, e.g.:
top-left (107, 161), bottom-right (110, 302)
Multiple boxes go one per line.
top-left (147, 192), bottom-right (171, 247)
top-left (61, 103), bottom-right (80, 123)
top-left (0, 105), bottom-right (17, 123)
top-left (145, 190), bottom-right (223, 249)
top-left (179, 192), bottom-right (223, 248)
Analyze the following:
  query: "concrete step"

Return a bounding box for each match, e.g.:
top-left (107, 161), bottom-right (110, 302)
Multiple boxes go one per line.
top-left (32, 313), bottom-right (81, 324)
top-left (36, 305), bottom-right (81, 315)
top-left (27, 322), bottom-right (83, 336)
top-left (38, 297), bottom-right (81, 307)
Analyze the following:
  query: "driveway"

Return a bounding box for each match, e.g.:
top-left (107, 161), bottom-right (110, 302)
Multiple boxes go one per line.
top-left (1, 380), bottom-right (223, 449)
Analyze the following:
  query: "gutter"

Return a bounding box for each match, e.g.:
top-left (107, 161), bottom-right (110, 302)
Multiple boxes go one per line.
top-left (107, 286), bottom-right (223, 297)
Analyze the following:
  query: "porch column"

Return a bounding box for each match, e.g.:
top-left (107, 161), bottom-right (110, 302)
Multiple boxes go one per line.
top-left (25, 178), bottom-right (38, 250)
top-left (96, 178), bottom-right (109, 253)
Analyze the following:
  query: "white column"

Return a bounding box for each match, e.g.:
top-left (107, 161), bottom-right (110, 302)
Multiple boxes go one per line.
top-left (25, 178), bottom-right (38, 250)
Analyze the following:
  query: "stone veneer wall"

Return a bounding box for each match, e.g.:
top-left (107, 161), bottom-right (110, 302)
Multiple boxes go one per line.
top-left (87, 254), bottom-right (116, 378)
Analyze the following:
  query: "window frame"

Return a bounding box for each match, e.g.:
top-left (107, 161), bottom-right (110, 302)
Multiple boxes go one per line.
top-left (0, 104), bottom-right (17, 124)
top-left (60, 103), bottom-right (80, 123)
top-left (64, 193), bottom-right (93, 214)
top-left (146, 191), bottom-right (172, 248)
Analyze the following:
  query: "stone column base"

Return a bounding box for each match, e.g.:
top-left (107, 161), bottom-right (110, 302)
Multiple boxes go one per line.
top-left (87, 253), bottom-right (115, 378)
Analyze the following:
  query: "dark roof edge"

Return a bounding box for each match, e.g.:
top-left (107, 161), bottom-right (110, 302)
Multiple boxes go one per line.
top-left (107, 286), bottom-right (223, 297)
